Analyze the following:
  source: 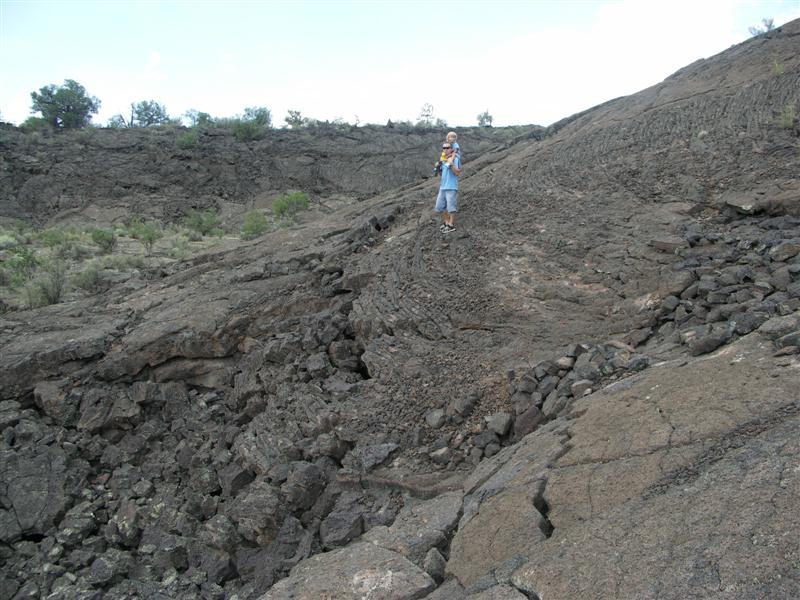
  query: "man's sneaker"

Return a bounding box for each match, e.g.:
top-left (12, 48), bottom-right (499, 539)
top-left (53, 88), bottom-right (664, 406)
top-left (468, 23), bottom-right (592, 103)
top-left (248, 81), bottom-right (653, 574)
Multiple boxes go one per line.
top-left (443, 224), bottom-right (456, 234)
top-left (439, 223), bottom-right (449, 232)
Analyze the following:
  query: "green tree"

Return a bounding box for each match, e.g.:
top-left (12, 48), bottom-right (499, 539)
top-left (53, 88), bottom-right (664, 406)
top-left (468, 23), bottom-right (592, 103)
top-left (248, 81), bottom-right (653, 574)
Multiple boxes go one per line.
top-left (285, 110), bottom-right (307, 128)
top-left (30, 79), bottom-right (100, 129)
top-left (243, 106), bottom-right (272, 127)
top-left (132, 100), bottom-right (170, 127)
top-left (129, 219), bottom-right (163, 255)
top-left (184, 109), bottom-right (213, 127)
top-left (477, 110), bottom-right (493, 127)
top-left (749, 18), bottom-right (775, 36)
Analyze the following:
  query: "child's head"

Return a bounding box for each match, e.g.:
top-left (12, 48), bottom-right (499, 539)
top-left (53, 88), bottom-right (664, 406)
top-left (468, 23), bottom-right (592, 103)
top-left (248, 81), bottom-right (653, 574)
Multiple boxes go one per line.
top-left (446, 131), bottom-right (457, 144)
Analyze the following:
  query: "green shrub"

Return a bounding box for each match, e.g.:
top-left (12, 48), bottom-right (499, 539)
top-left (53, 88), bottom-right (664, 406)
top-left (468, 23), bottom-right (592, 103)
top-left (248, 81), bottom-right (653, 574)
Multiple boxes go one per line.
top-left (273, 192), bottom-right (310, 221)
top-left (72, 262), bottom-right (102, 292)
top-left (101, 254), bottom-right (146, 270)
top-left (90, 228), bottom-right (117, 253)
top-left (232, 119), bottom-right (266, 142)
top-left (0, 268), bottom-right (10, 288)
top-left (20, 116), bottom-right (51, 133)
top-left (6, 246), bottom-right (39, 285)
top-left (241, 209), bottom-right (270, 239)
top-left (37, 228), bottom-right (68, 247)
top-left (27, 259), bottom-right (66, 306)
top-left (0, 232), bottom-right (19, 249)
top-left (169, 237), bottom-right (190, 259)
top-left (177, 130), bottom-right (199, 149)
top-left (129, 219), bottom-right (163, 255)
top-left (184, 209), bottom-right (219, 236)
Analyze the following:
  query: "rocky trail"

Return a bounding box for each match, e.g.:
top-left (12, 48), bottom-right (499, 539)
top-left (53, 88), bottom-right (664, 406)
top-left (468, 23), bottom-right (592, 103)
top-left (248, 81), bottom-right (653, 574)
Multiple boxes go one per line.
top-left (1, 19), bottom-right (799, 600)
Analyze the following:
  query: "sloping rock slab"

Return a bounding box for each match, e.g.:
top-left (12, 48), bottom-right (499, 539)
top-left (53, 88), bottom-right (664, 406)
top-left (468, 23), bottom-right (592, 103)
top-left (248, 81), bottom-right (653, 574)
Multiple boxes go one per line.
top-left (259, 542), bottom-right (435, 600)
top-left (362, 491), bottom-right (463, 566)
top-left (508, 331), bottom-right (800, 599)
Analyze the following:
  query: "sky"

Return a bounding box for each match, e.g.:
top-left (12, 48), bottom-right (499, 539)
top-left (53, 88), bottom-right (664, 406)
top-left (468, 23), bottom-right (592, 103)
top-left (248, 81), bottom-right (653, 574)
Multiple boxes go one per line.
top-left (1, 0), bottom-right (799, 128)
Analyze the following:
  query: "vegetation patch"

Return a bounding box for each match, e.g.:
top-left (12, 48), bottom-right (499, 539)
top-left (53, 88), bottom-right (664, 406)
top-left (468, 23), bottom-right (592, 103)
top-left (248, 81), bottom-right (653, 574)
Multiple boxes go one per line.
top-left (273, 192), bottom-right (310, 222)
top-left (241, 209), bottom-right (271, 239)
top-left (184, 209), bottom-right (223, 237)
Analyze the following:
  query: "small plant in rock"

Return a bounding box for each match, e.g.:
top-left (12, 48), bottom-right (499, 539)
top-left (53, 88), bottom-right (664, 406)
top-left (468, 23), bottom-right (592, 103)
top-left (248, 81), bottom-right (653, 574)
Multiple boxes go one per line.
top-left (176, 130), bottom-right (199, 149)
top-left (241, 209), bottom-right (270, 239)
top-left (129, 219), bottom-right (163, 255)
top-left (779, 103), bottom-right (797, 129)
top-left (90, 228), bottom-right (117, 253)
top-left (771, 58), bottom-right (785, 76)
top-left (184, 209), bottom-right (220, 237)
top-left (273, 192), bottom-right (310, 222)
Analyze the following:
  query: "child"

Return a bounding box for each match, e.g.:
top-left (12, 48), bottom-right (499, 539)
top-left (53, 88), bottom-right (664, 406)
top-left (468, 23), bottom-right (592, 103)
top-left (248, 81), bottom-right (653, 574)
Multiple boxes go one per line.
top-left (433, 132), bottom-right (461, 175)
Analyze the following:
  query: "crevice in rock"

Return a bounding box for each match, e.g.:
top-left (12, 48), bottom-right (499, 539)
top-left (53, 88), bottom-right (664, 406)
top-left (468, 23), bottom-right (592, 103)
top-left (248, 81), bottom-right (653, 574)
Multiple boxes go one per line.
top-left (532, 481), bottom-right (554, 539)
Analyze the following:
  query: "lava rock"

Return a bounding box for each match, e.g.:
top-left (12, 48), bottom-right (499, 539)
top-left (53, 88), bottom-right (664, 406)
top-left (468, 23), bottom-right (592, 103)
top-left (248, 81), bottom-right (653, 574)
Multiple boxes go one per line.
top-left (487, 412), bottom-right (513, 437)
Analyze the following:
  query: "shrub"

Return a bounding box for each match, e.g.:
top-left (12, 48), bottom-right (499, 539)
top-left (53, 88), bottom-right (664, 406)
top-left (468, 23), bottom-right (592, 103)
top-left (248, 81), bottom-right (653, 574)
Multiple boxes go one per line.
top-left (273, 192), bottom-right (310, 221)
top-left (129, 219), bottom-right (163, 255)
top-left (241, 209), bottom-right (270, 239)
top-left (184, 209), bottom-right (219, 236)
top-left (232, 119), bottom-right (266, 142)
top-left (779, 103), bottom-right (797, 129)
top-left (0, 231), bottom-right (19, 249)
top-left (177, 130), bottom-right (199, 149)
top-left (54, 240), bottom-right (91, 261)
top-left (27, 259), bottom-right (66, 306)
top-left (6, 246), bottom-right (38, 285)
top-left (19, 117), bottom-right (51, 133)
top-left (72, 262), bottom-right (102, 292)
top-left (37, 228), bottom-right (68, 247)
top-left (169, 237), bottom-right (190, 259)
top-left (101, 254), bottom-right (146, 271)
top-left (90, 228), bottom-right (117, 253)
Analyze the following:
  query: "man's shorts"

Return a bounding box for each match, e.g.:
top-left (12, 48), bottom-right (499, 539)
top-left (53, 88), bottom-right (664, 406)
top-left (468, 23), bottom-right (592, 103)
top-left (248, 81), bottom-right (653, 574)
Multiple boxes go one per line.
top-left (435, 189), bottom-right (458, 213)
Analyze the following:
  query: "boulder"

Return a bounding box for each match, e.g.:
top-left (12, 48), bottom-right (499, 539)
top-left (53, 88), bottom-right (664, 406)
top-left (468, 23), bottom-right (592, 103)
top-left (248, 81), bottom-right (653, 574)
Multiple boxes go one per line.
top-left (259, 542), bottom-right (435, 600)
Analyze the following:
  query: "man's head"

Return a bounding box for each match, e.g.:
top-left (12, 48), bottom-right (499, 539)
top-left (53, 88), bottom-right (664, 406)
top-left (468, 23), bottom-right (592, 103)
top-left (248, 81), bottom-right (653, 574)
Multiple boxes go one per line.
top-left (442, 143), bottom-right (454, 155)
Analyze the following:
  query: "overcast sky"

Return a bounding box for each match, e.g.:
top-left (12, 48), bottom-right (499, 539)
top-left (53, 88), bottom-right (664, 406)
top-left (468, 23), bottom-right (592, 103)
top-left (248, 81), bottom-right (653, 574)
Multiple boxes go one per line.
top-left (1, 0), bottom-right (799, 128)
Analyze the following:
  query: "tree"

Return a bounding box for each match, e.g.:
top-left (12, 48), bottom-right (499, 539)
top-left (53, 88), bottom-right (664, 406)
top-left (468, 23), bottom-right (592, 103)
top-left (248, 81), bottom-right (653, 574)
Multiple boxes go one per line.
top-left (417, 103), bottom-right (435, 126)
top-left (477, 110), bottom-right (493, 127)
top-left (132, 100), bottom-right (170, 127)
top-left (30, 79), bottom-right (100, 129)
top-left (749, 18), bottom-right (775, 36)
top-left (285, 110), bottom-right (307, 128)
top-left (243, 106), bottom-right (272, 127)
top-left (184, 109), bottom-right (213, 127)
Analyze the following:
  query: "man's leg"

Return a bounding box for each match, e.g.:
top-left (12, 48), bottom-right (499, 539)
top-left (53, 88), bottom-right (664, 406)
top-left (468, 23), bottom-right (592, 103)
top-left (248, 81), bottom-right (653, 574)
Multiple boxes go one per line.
top-left (447, 191), bottom-right (458, 227)
top-left (435, 190), bottom-right (448, 229)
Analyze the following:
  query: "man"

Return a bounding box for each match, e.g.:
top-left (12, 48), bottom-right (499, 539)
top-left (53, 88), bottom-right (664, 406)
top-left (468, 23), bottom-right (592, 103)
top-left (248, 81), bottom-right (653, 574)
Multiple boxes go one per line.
top-left (435, 134), bottom-right (462, 233)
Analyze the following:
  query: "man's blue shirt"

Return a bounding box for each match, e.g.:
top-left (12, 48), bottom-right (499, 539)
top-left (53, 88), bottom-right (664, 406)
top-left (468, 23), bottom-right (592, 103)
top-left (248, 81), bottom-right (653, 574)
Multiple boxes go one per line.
top-left (440, 152), bottom-right (461, 190)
